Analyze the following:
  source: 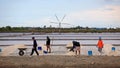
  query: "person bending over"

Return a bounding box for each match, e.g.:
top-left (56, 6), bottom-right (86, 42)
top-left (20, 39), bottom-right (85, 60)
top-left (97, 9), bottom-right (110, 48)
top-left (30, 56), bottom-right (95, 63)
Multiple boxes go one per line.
top-left (72, 41), bottom-right (81, 55)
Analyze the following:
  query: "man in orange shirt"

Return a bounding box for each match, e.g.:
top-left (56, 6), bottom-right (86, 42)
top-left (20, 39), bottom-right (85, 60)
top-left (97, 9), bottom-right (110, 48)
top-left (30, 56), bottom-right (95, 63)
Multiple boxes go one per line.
top-left (97, 37), bottom-right (104, 54)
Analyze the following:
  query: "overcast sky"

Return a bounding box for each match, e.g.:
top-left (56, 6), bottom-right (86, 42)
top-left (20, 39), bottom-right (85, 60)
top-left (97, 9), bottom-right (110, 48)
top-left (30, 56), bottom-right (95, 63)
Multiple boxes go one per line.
top-left (0, 0), bottom-right (120, 28)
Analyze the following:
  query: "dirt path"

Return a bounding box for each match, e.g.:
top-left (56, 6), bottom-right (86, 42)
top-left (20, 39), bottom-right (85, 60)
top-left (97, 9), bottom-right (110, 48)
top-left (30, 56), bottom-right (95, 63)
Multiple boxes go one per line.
top-left (0, 56), bottom-right (120, 68)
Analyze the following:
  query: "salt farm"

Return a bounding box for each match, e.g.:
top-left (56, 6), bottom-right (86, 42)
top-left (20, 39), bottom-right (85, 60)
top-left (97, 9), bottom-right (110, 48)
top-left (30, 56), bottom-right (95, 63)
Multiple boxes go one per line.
top-left (0, 32), bottom-right (120, 56)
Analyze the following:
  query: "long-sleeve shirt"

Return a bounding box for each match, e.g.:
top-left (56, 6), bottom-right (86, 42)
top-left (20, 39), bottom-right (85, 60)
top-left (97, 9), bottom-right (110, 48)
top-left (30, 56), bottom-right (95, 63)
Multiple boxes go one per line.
top-left (33, 40), bottom-right (37, 48)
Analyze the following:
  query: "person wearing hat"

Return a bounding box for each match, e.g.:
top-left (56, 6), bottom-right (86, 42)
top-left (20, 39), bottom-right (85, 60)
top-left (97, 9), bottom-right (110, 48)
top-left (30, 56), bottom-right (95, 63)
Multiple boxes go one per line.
top-left (97, 37), bottom-right (104, 55)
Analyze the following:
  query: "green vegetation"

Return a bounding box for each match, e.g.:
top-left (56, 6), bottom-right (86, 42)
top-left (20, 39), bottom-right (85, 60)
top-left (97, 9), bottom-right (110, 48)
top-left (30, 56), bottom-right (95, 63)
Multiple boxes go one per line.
top-left (0, 26), bottom-right (120, 33)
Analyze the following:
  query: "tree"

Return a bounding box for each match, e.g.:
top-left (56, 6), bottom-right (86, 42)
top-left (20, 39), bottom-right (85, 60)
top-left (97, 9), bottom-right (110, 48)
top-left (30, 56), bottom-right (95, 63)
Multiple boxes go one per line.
top-left (43, 25), bottom-right (46, 28)
top-left (6, 26), bottom-right (12, 31)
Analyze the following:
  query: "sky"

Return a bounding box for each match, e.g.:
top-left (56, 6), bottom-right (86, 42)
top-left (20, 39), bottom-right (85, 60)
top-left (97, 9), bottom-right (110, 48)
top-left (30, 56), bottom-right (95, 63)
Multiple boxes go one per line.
top-left (0, 0), bottom-right (120, 28)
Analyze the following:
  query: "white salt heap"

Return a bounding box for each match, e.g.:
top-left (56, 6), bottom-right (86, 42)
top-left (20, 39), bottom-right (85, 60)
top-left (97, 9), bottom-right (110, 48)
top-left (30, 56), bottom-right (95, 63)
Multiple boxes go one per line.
top-left (102, 44), bottom-right (120, 56)
top-left (0, 44), bottom-right (26, 56)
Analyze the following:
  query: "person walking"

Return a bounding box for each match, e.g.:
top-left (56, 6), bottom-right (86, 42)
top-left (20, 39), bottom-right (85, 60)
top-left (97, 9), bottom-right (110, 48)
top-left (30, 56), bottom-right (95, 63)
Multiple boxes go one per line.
top-left (46, 36), bottom-right (51, 53)
top-left (30, 37), bottom-right (39, 56)
top-left (97, 37), bottom-right (104, 55)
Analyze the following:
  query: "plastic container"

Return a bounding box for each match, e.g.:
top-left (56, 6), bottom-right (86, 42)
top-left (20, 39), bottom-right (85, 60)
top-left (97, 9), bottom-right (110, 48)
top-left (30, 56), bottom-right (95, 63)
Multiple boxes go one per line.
top-left (38, 46), bottom-right (42, 50)
top-left (88, 51), bottom-right (92, 56)
top-left (112, 47), bottom-right (115, 51)
top-left (43, 51), bottom-right (47, 54)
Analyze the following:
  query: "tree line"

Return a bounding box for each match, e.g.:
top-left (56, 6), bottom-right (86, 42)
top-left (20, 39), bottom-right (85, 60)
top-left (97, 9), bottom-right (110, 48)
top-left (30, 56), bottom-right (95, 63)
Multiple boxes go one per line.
top-left (0, 26), bottom-right (120, 33)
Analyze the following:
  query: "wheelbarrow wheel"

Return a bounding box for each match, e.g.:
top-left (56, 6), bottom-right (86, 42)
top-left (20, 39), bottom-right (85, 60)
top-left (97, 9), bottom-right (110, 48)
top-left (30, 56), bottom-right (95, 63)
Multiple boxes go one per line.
top-left (19, 50), bottom-right (24, 56)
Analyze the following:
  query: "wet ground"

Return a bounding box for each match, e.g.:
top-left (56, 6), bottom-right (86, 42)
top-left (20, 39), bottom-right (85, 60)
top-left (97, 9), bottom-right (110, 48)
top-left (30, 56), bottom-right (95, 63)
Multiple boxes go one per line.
top-left (0, 33), bottom-right (120, 45)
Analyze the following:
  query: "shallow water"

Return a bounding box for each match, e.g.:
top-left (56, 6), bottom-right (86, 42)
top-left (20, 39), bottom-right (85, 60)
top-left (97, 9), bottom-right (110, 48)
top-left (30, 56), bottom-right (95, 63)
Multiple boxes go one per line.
top-left (0, 33), bottom-right (120, 45)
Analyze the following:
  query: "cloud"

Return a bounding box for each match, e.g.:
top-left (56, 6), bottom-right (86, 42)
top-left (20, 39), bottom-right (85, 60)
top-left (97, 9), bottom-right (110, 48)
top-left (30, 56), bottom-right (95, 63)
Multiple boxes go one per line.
top-left (67, 5), bottom-right (120, 24)
top-left (104, 0), bottom-right (120, 2)
top-left (22, 17), bottom-right (60, 27)
top-left (22, 5), bottom-right (120, 28)
top-left (22, 18), bottom-right (49, 27)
